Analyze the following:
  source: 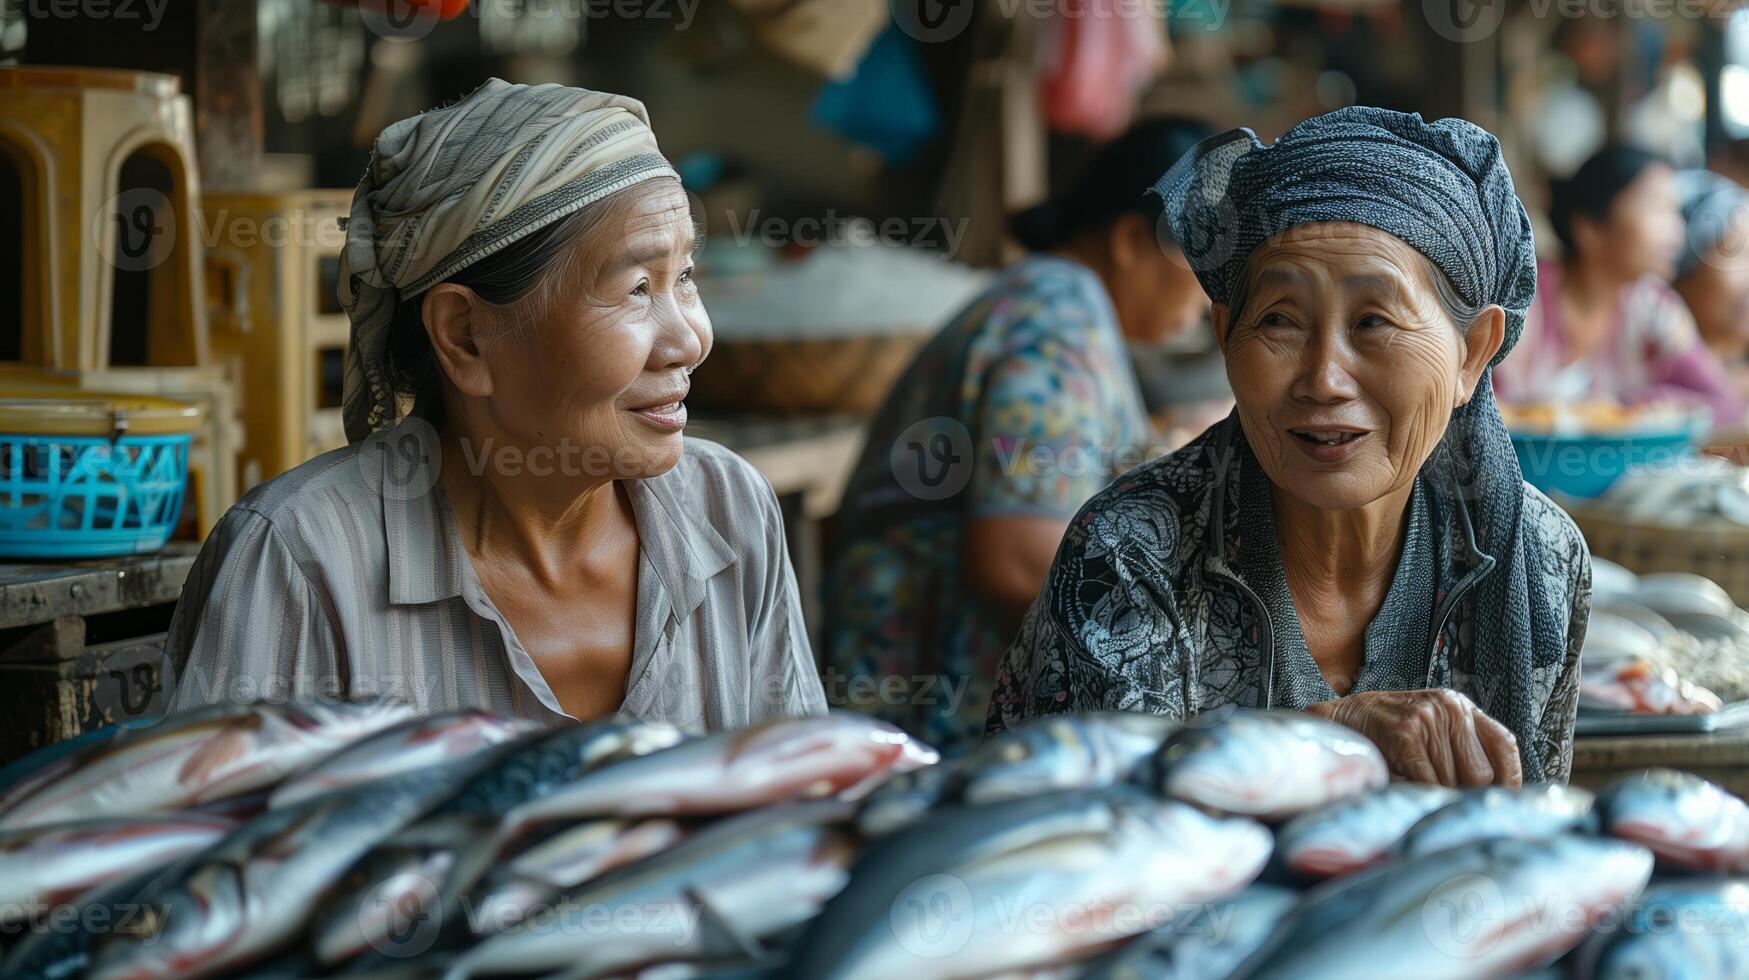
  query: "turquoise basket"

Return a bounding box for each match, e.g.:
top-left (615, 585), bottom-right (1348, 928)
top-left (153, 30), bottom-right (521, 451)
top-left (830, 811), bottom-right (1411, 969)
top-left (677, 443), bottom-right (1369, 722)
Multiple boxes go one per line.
top-left (0, 398), bottom-right (202, 560)
top-left (1510, 427), bottom-right (1697, 500)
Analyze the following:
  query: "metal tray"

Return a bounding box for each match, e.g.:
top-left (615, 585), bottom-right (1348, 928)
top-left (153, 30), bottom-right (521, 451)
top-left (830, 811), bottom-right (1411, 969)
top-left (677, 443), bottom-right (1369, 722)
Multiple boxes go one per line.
top-left (1576, 699), bottom-right (1749, 737)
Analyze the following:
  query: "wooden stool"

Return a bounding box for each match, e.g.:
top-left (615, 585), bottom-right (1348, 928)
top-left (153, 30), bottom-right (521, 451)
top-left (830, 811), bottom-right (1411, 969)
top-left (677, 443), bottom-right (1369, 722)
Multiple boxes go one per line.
top-left (203, 190), bottom-right (352, 489)
top-left (0, 66), bottom-right (209, 371)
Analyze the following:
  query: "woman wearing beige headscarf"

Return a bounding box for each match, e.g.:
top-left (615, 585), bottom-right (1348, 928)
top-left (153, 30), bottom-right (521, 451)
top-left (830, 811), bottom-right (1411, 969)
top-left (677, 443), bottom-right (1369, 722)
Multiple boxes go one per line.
top-left (164, 80), bottom-right (826, 728)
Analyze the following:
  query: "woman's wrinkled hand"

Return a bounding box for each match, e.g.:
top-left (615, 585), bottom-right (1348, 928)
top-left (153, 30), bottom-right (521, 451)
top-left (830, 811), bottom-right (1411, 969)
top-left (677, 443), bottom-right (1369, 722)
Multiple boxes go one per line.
top-left (1307, 689), bottom-right (1523, 788)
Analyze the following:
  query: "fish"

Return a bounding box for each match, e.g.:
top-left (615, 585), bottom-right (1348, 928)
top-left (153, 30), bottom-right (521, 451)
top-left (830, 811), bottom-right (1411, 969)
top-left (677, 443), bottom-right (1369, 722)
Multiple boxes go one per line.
top-left (855, 758), bottom-right (963, 836)
top-left (1596, 768), bottom-right (1749, 873)
top-left (85, 754), bottom-right (496, 980)
top-left (1580, 658), bottom-right (1723, 715)
top-left (1274, 784), bottom-right (1459, 879)
top-left (1229, 834), bottom-right (1654, 979)
top-left (502, 713), bottom-right (939, 829)
top-left (0, 864), bottom-right (179, 980)
top-left (958, 712), bottom-right (1181, 806)
top-left (1577, 878), bottom-right (1749, 980)
top-left (0, 813), bottom-right (235, 925)
top-left (1150, 709), bottom-right (1388, 821)
top-left (443, 800), bottom-right (860, 979)
top-left (790, 787), bottom-right (1273, 979)
top-left (468, 818), bottom-right (688, 933)
top-left (1077, 884), bottom-right (1300, 980)
top-left (0, 700), bottom-right (418, 830)
top-left (429, 719), bottom-right (693, 820)
top-left (307, 720), bottom-right (694, 966)
top-left (1397, 783), bottom-right (1597, 859)
top-left (309, 831), bottom-right (464, 965)
top-left (270, 710), bottom-right (543, 809)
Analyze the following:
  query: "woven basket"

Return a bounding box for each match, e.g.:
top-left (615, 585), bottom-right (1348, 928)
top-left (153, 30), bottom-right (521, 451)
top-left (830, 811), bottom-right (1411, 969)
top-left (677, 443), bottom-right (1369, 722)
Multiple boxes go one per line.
top-left (1567, 504), bottom-right (1749, 608)
top-left (687, 335), bottom-right (929, 415)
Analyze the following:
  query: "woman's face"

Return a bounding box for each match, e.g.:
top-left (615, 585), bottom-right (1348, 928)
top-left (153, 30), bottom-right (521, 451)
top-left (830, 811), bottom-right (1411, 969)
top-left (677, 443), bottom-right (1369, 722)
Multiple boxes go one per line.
top-left (1217, 223), bottom-right (1501, 513)
top-left (436, 179), bottom-right (710, 482)
top-left (1588, 164), bottom-right (1684, 282)
top-left (1104, 214), bottom-right (1211, 345)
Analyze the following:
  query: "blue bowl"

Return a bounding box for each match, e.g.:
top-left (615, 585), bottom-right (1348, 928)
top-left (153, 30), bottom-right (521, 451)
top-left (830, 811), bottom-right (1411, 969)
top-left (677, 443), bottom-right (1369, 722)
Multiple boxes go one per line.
top-left (1510, 427), bottom-right (1696, 500)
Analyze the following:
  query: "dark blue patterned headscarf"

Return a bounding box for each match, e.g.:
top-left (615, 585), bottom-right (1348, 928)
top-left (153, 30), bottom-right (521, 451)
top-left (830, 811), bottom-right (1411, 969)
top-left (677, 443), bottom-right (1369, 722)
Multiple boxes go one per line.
top-left (1153, 107), bottom-right (1562, 781)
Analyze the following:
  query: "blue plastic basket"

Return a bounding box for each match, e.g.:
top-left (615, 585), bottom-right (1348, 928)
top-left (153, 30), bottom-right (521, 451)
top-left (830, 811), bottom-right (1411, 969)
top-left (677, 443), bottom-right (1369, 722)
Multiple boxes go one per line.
top-left (1510, 426), bottom-right (1697, 500)
top-left (0, 398), bottom-right (202, 559)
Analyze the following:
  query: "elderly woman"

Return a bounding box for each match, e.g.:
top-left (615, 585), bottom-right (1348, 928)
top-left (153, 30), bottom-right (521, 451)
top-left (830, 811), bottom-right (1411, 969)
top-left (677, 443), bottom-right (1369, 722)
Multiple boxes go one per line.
top-left (988, 108), bottom-right (1592, 785)
top-left (164, 81), bottom-right (826, 728)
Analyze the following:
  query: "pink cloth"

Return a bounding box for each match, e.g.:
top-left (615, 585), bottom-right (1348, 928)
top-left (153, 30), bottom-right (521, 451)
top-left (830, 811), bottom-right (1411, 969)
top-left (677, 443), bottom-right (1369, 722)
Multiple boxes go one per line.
top-left (1493, 259), bottom-right (1747, 427)
top-left (1040, 0), bottom-right (1169, 139)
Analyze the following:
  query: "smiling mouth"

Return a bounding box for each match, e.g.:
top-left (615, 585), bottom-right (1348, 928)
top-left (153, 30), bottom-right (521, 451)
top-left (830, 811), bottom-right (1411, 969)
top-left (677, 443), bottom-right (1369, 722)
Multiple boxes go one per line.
top-left (1290, 429), bottom-right (1367, 447)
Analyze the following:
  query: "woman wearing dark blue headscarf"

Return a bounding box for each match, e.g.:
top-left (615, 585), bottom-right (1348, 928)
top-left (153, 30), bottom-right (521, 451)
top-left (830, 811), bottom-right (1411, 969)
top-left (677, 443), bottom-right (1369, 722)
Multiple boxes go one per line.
top-left (987, 108), bottom-right (1592, 786)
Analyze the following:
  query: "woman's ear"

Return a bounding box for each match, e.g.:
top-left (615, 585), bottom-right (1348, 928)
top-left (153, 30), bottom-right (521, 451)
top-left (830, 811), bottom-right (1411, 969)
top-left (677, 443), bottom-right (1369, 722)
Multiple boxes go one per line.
top-left (422, 285), bottom-right (495, 400)
top-left (1457, 305), bottom-right (1507, 405)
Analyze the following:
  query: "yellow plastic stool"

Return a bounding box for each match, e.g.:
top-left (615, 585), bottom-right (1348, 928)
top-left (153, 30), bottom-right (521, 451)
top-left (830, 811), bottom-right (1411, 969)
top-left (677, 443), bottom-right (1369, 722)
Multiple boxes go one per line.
top-left (0, 66), bottom-right (209, 371)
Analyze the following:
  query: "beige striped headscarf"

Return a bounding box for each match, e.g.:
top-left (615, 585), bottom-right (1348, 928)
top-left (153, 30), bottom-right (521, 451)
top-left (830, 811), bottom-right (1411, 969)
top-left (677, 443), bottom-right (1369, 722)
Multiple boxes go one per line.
top-left (339, 78), bottom-right (679, 442)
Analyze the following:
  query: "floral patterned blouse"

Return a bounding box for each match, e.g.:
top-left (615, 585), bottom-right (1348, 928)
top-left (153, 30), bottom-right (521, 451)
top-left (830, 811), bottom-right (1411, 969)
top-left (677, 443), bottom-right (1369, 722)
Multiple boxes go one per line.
top-left (825, 256), bottom-right (1151, 747)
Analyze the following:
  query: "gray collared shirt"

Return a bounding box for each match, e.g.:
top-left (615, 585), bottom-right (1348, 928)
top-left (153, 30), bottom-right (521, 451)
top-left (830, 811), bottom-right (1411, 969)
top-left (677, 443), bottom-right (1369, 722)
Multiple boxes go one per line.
top-left (164, 421), bottom-right (827, 729)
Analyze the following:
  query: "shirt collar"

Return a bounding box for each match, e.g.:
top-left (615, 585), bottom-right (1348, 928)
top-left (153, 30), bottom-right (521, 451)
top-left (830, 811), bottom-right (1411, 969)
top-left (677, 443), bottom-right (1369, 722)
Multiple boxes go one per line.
top-left (377, 422), bottom-right (472, 605)
top-left (625, 465), bottom-right (738, 619)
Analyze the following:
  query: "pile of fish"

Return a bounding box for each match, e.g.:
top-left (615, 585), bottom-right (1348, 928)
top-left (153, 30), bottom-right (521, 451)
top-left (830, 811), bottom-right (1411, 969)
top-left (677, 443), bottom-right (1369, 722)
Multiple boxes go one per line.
top-left (1590, 455), bottom-right (1749, 529)
top-left (1580, 560), bottom-right (1749, 712)
top-left (0, 702), bottom-right (1745, 978)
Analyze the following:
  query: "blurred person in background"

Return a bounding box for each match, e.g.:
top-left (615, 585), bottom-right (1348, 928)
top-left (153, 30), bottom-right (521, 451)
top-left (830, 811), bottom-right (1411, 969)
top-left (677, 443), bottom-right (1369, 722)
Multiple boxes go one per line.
top-left (1672, 169), bottom-right (1749, 394)
top-left (824, 117), bottom-right (1214, 747)
top-left (1493, 146), bottom-right (1745, 427)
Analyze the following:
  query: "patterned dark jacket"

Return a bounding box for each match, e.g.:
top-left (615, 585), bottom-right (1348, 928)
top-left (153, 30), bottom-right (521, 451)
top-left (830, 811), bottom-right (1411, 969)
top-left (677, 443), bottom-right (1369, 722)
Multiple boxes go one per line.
top-left (986, 417), bottom-right (1591, 782)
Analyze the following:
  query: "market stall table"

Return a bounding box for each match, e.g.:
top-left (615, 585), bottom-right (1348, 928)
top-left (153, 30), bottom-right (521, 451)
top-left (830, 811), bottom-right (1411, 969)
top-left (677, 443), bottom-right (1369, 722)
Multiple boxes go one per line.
top-left (1571, 729), bottom-right (1749, 798)
top-left (0, 545), bottom-right (198, 764)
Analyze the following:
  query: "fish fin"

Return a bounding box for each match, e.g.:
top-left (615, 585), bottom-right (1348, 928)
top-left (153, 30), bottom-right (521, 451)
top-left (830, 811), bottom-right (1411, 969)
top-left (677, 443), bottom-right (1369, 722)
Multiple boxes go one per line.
top-left (686, 883), bottom-right (767, 960)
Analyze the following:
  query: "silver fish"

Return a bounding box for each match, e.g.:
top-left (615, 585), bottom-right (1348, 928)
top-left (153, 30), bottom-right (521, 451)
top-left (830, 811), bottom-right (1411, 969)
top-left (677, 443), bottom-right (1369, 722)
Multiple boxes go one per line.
top-left (0, 814), bottom-right (235, 925)
top-left (86, 758), bottom-right (490, 980)
top-left (470, 818), bottom-right (688, 932)
top-left (1232, 834), bottom-right (1654, 979)
top-left (856, 758), bottom-right (962, 836)
top-left (1152, 709), bottom-right (1388, 821)
top-left (0, 700), bottom-right (417, 830)
top-left (1398, 783), bottom-right (1597, 859)
top-left (504, 713), bottom-right (938, 828)
top-left (0, 864), bottom-right (179, 980)
top-left (960, 712), bottom-right (1181, 805)
top-left (318, 721), bottom-right (694, 966)
top-left (792, 787), bottom-right (1273, 980)
top-left (1596, 768), bottom-right (1749, 873)
top-left (1579, 878), bottom-right (1749, 980)
top-left (1275, 784), bottom-right (1459, 879)
top-left (443, 800), bottom-right (860, 979)
top-left (271, 710), bottom-right (542, 809)
top-left (310, 831), bottom-right (463, 966)
top-left (1079, 884), bottom-right (1300, 980)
